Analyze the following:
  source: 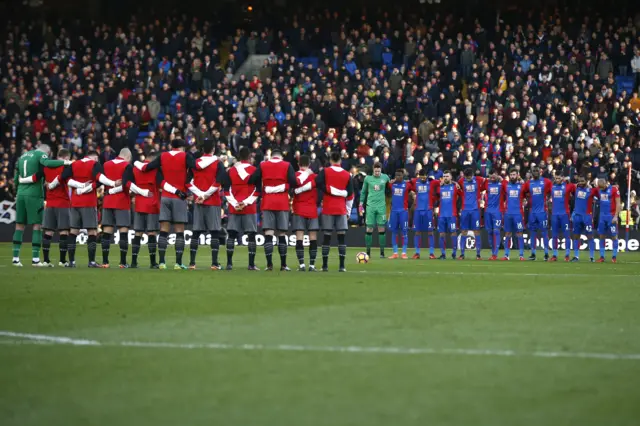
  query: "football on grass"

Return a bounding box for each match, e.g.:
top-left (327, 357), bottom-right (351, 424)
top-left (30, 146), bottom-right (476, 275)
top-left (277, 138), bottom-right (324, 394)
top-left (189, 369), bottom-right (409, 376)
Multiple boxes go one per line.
top-left (356, 252), bottom-right (370, 264)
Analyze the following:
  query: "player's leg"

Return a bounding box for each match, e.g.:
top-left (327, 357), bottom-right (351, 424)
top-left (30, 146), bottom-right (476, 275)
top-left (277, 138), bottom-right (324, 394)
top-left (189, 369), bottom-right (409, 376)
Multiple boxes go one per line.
top-left (42, 229), bottom-right (53, 265)
top-left (189, 205), bottom-right (203, 268)
top-left (262, 211), bottom-right (275, 270)
top-left (449, 219), bottom-right (458, 258)
top-left (101, 207), bottom-right (115, 266)
top-left (365, 208), bottom-right (375, 256)
top-left (131, 230), bottom-right (142, 268)
top-left (459, 212), bottom-right (469, 258)
top-left (414, 231), bottom-right (422, 257)
top-left (277, 212), bottom-right (290, 270)
top-left (412, 211), bottom-right (423, 257)
top-left (389, 211), bottom-right (399, 257)
top-left (244, 214), bottom-right (259, 270)
top-left (158, 198), bottom-right (172, 267)
top-left (472, 211), bottom-right (482, 259)
top-left (67, 208), bottom-right (81, 267)
top-left (321, 215), bottom-right (332, 271)
top-left (516, 214), bottom-right (525, 259)
top-left (12, 196), bottom-right (28, 265)
top-left (503, 215), bottom-right (513, 259)
top-left (610, 220), bottom-right (619, 262)
top-left (83, 207), bottom-right (99, 267)
top-left (597, 218), bottom-right (607, 261)
top-left (586, 215), bottom-right (595, 261)
top-left (335, 215), bottom-right (348, 271)
top-left (375, 210), bottom-right (387, 258)
top-left (542, 214), bottom-right (550, 259)
top-left (401, 210), bottom-right (409, 257)
top-left (295, 229), bottom-right (306, 269)
top-left (308, 230), bottom-right (318, 270)
top-left (561, 216), bottom-right (571, 260)
top-left (118, 225), bottom-right (130, 268)
top-left (528, 213), bottom-right (537, 258)
top-left (174, 222), bottom-right (186, 267)
top-left (437, 216), bottom-right (447, 258)
top-left (23, 196), bottom-right (44, 265)
top-left (571, 214), bottom-right (582, 260)
top-left (550, 215), bottom-right (559, 260)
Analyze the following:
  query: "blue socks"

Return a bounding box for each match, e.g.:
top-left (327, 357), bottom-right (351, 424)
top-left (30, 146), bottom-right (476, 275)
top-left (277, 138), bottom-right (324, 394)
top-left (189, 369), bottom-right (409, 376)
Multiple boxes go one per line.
top-left (439, 236), bottom-right (446, 256)
top-left (414, 234), bottom-right (421, 255)
top-left (492, 231), bottom-right (500, 256)
top-left (451, 235), bottom-right (457, 257)
top-left (564, 232), bottom-right (571, 257)
top-left (600, 238), bottom-right (606, 258)
top-left (613, 239), bottom-right (619, 258)
top-left (402, 231), bottom-right (408, 254)
top-left (505, 236), bottom-right (511, 257)
top-left (391, 231), bottom-right (398, 254)
top-left (428, 235), bottom-right (434, 255)
top-left (460, 236), bottom-right (467, 256)
top-left (588, 239), bottom-right (595, 259)
top-left (475, 235), bottom-right (481, 256)
top-left (573, 239), bottom-right (580, 257)
top-left (518, 236), bottom-right (524, 257)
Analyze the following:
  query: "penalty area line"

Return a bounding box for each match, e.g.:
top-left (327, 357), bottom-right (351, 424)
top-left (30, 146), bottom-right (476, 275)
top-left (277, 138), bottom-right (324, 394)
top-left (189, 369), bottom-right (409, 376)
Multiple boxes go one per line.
top-left (1, 331), bottom-right (639, 361)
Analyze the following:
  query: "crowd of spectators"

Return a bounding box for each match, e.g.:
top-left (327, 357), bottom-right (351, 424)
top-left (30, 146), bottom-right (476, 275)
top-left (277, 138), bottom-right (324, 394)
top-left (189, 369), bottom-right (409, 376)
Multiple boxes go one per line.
top-left (1, 7), bottom-right (640, 224)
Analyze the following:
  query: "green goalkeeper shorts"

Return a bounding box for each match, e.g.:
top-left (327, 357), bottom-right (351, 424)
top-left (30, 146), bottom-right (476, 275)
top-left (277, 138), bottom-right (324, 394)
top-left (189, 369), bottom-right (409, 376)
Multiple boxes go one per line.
top-left (15, 195), bottom-right (44, 225)
top-left (365, 207), bottom-right (387, 227)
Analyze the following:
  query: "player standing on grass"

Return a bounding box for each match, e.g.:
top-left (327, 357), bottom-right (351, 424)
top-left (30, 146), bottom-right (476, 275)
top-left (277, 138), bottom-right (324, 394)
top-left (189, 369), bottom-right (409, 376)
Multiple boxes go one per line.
top-left (388, 169), bottom-right (410, 259)
top-left (595, 179), bottom-right (621, 263)
top-left (316, 151), bottom-right (354, 272)
top-left (359, 163), bottom-right (389, 258)
top-left (100, 148), bottom-right (135, 268)
top-left (457, 168), bottom-right (485, 260)
top-left (522, 166), bottom-right (552, 261)
top-left (501, 168), bottom-right (526, 261)
top-left (549, 174), bottom-right (575, 262)
top-left (410, 169), bottom-right (437, 259)
top-left (249, 148), bottom-right (296, 271)
top-left (483, 172), bottom-right (504, 260)
top-left (292, 155), bottom-right (319, 271)
top-left (12, 144), bottom-right (71, 267)
top-left (42, 148), bottom-right (72, 267)
top-left (130, 152), bottom-right (162, 269)
top-left (62, 151), bottom-right (120, 268)
top-left (434, 171), bottom-right (462, 260)
top-left (187, 139), bottom-right (227, 270)
top-left (570, 175), bottom-right (598, 262)
top-left (135, 139), bottom-right (192, 270)
top-left (225, 147), bottom-right (260, 270)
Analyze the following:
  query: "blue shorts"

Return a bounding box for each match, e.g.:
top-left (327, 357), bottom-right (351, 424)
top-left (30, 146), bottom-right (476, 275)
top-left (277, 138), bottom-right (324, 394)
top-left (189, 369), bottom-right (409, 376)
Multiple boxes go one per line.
top-left (413, 210), bottom-right (434, 232)
top-left (389, 210), bottom-right (409, 231)
top-left (438, 216), bottom-right (457, 234)
top-left (459, 210), bottom-right (481, 231)
top-left (528, 212), bottom-right (548, 232)
top-left (572, 213), bottom-right (593, 235)
top-left (504, 213), bottom-right (524, 233)
top-left (597, 216), bottom-right (618, 236)
top-left (484, 211), bottom-right (503, 231)
top-left (550, 214), bottom-right (570, 234)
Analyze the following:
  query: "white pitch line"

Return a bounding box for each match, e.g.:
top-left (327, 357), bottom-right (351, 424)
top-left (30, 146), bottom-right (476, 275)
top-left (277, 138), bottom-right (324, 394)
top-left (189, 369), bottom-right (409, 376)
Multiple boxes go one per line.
top-left (1, 331), bottom-right (639, 361)
top-left (355, 270), bottom-right (640, 278)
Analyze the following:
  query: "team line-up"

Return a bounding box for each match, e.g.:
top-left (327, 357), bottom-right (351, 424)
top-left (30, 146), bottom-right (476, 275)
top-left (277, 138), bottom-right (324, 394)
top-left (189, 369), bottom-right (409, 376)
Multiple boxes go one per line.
top-left (11, 139), bottom-right (621, 271)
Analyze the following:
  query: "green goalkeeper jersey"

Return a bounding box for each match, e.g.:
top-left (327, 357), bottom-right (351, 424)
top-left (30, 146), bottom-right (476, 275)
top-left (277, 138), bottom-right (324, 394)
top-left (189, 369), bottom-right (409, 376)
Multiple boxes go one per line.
top-left (361, 174), bottom-right (390, 209)
top-left (14, 149), bottom-right (65, 198)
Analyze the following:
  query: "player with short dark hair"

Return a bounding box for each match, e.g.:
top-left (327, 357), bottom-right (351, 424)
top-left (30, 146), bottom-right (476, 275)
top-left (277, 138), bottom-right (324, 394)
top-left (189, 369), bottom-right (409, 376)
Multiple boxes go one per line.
top-left (291, 155), bottom-right (319, 271)
top-left (42, 148), bottom-right (72, 267)
top-left (433, 170), bottom-right (462, 259)
top-left (522, 166), bottom-right (552, 261)
top-left (249, 148), bottom-right (297, 271)
top-left (134, 139), bottom-right (193, 270)
top-left (187, 139), bottom-right (227, 270)
top-left (62, 151), bottom-right (120, 267)
top-left (483, 172), bottom-right (504, 260)
top-left (501, 168), bottom-right (526, 261)
top-left (388, 169), bottom-right (410, 259)
top-left (360, 162), bottom-right (389, 258)
top-left (410, 168), bottom-right (437, 259)
top-left (129, 152), bottom-right (163, 268)
top-left (570, 175), bottom-right (598, 262)
top-left (100, 148), bottom-right (135, 268)
top-left (225, 146), bottom-right (260, 270)
top-left (12, 144), bottom-right (71, 267)
top-left (595, 178), bottom-right (621, 263)
top-left (458, 168), bottom-right (485, 260)
top-left (549, 174), bottom-right (575, 261)
top-left (316, 151), bottom-right (354, 271)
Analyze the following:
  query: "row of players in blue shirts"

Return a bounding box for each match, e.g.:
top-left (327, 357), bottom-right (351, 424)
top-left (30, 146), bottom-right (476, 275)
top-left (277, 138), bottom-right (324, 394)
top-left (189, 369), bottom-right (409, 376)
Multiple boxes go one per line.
top-left (384, 167), bottom-right (621, 263)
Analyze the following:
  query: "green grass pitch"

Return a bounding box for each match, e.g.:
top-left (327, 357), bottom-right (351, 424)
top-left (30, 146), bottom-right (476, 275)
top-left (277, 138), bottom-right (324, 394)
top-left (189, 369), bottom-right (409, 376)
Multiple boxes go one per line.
top-left (1, 242), bottom-right (640, 425)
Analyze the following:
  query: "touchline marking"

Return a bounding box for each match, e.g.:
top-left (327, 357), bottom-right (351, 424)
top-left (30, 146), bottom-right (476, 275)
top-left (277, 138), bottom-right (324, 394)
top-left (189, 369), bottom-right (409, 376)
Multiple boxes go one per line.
top-left (1, 331), bottom-right (639, 361)
top-left (355, 270), bottom-right (640, 278)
